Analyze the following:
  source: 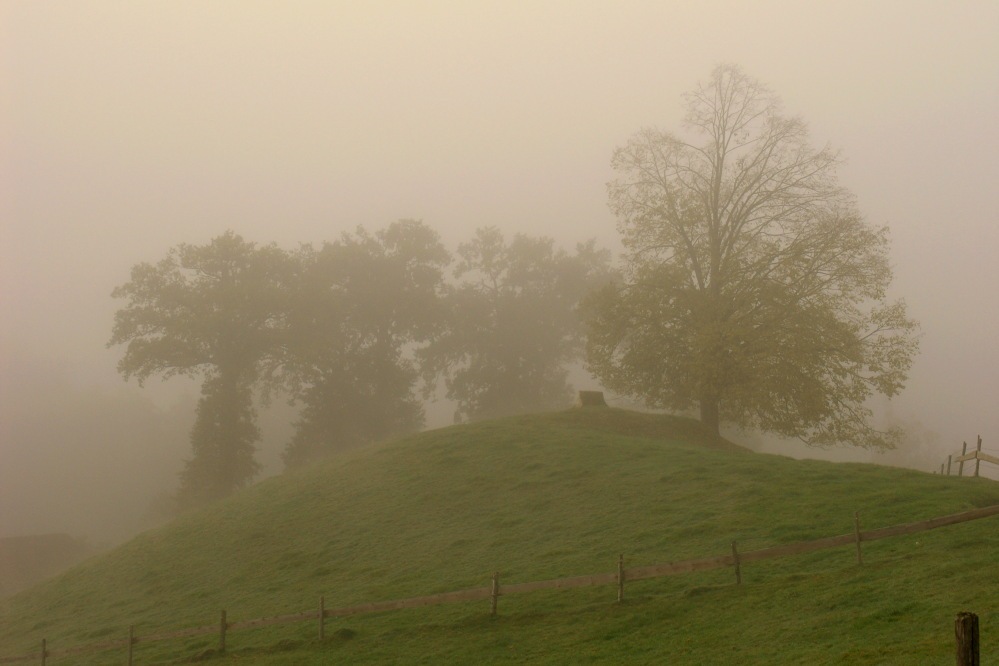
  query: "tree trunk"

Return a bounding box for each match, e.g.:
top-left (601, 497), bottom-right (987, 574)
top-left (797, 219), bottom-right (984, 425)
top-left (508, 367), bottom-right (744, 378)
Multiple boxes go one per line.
top-left (700, 398), bottom-right (720, 437)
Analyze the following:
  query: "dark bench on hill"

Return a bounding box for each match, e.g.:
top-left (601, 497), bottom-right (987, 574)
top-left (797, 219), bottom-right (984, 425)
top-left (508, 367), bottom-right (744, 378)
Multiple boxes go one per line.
top-left (578, 391), bottom-right (607, 407)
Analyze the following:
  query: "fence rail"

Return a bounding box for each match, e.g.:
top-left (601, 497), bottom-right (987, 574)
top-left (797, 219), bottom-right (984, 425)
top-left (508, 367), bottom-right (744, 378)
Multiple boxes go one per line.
top-left (939, 435), bottom-right (997, 477)
top-left (4, 503), bottom-right (999, 665)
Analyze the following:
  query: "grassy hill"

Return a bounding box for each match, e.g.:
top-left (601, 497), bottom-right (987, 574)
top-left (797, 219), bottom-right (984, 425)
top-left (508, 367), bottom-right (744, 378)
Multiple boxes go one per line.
top-left (1, 408), bottom-right (998, 664)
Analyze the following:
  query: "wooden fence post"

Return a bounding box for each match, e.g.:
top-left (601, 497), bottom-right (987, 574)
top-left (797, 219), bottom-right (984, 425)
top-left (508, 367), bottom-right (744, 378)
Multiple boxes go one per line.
top-left (731, 541), bottom-right (741, 585)
top-left (219, 610), bottom-right (227, 653)
top-left (947, 455), bottom-right (953, 476)
top-left (127, 625), bottom-right (135, 666)
top-left (319, 596), bottom-right (325, 640)
top-left (974, 436), bottom-right (982, 478)
top-left (617, 554), bottom-right (625, 602)
top-left (40, 638), bottom-right (46, 666)
top-left (490, 572), bottom-right (500, 616)
top-left (854, 511), bottom-right (863, 565)
top-left (959, 441), bottom-right (967, 476)
top-left (940, 463), bottom-right (945, 474)
top-left (955, 611), bottom-right (980, 665)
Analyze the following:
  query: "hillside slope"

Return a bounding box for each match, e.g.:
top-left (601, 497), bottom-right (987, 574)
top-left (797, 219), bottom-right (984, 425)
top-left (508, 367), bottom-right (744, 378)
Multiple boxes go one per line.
top-left (1, 408), bottom-right (997, 664)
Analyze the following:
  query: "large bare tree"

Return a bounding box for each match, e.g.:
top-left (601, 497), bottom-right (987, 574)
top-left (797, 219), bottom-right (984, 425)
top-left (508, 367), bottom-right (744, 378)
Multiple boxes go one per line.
top-left (586, 65), bottom-right (918, 449)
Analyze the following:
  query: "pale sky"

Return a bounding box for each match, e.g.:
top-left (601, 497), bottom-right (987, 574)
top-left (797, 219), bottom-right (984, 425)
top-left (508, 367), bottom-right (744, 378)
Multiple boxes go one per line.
top-left (2, 1), bottom-right (998, 539)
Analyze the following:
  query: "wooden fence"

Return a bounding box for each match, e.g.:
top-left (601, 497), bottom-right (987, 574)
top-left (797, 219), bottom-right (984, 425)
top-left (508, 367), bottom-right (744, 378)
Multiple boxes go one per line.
top-left (939, 435), bottom-right (998, 477)
top-left (3, 503), bottom-right (999, 664)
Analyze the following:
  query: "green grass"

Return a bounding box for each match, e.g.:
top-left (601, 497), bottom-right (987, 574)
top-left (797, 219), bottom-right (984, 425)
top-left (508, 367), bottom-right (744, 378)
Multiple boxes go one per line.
top-left (1, 407), bottom-right (997, 664)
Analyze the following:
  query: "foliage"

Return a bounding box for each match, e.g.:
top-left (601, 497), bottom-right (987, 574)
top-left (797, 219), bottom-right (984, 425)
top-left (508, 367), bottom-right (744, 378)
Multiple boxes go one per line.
top-left (427, 227), bottom-right (611, 422)
top-left (281, 220), bottom-right (450, 466)
top-left (178, 375), bottom-right (261, 505)
top-left (586, 65), bottom-right (919, 449)
top-left (109, 231), bottom-right (293, 501)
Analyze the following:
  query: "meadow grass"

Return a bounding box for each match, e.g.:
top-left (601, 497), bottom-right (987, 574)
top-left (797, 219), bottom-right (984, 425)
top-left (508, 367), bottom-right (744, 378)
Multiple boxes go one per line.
top-left (1, 408), bottom-right (997, 664)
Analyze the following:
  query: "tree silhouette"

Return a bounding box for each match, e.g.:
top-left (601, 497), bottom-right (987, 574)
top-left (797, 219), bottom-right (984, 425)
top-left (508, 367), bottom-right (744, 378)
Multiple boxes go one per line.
top-left (586, 65), bottom-right (919, 449)
top-left (109, 231), bottom-right (292, 502)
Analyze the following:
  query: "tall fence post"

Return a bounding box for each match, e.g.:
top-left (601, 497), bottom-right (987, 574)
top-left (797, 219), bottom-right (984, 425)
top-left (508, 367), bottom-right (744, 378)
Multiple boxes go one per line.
top-left (974, 436), bottom-right (982, 478)
top-left (40, 639), bottom-right (46, 666)
top-left (318, 596), bottom-right (325, 640)
top-left (490, 572), bottom-right (500, 616)
top-left (617, 554), bottom-right (625, 602)
top-left (959, 441), bottom-right (968, 476)
top-left (955, 611), bottom-right (980, 665)
top-left (731, 541), bottom-right (742, 585)
top-left (127, 625), bottom-right (135, 666)
top-left (219, 610), bottom-right (227, 653)
top-left (947, 455), bottom-right (953, 476)
top-left (854, 511), bottom-right (863, 565)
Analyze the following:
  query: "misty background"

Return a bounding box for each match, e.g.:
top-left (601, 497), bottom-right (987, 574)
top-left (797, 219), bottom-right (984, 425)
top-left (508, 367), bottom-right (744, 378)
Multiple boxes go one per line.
top-left (2, 2), bottom-right (998, 548)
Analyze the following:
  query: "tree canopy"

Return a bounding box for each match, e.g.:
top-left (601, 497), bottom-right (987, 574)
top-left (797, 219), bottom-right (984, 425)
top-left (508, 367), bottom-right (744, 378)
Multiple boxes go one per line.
top-left (428, 227), bottom-right (611, 422)
top-left (586, 65), bottom-right (919, 449)
top-left (281, 219), bottom-right (450, 466)
top-left (110, 221), bottom-right (454, 489)
top-left (110, 222), bottom-right (613, 500)
top-left (109, 231), bottom-right (292, 502)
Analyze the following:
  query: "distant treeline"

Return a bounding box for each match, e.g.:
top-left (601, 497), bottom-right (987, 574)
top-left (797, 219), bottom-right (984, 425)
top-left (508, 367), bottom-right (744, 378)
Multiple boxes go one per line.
top-left (109, 221), bottom-right (613, 506)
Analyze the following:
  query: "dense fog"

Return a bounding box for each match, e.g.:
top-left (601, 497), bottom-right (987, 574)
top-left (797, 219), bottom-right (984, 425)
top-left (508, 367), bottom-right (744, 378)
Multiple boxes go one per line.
top-left (2, 2), bottom-right (998, 548)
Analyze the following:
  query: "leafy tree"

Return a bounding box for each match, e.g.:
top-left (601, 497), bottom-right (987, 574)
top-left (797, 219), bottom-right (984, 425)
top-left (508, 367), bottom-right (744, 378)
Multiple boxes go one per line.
top-left (586, 65), bottom-right (919, 449)
top-left (178, 375), bottom-right (261, 504)
top-left (429, 227), bottom-right (611, 422)
top-left (281, 220), bottom-right (449, 466)
top-left (109, 231), bottom-right (292, 503)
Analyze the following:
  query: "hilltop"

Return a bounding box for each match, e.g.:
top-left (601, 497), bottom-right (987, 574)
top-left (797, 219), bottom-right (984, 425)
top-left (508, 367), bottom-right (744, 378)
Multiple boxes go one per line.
top-left (1, 408), bottom-right (997, 664)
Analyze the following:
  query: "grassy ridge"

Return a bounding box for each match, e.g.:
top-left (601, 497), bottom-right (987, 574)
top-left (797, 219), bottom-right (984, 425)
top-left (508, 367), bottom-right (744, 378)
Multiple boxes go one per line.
top-left (1, 408), bottom-right (998, 664)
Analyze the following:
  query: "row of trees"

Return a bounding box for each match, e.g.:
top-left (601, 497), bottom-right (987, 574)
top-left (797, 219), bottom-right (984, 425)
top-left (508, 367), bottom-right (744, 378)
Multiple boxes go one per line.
top-left (109, 223), bottom-right (610, 504)
top-left (110, 65), bottom-right (920, 507)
